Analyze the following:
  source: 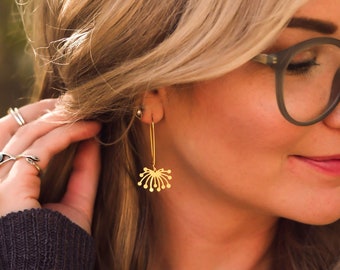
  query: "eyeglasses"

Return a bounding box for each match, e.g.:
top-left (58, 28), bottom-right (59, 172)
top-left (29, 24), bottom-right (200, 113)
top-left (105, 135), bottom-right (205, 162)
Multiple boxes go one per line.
top-left (253, 37), bottom-right (340, 126)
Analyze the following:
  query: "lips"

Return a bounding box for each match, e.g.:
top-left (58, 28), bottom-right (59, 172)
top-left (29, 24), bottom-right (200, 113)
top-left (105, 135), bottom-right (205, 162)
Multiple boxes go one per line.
top-left (293, 155), bottom-right (340, 176)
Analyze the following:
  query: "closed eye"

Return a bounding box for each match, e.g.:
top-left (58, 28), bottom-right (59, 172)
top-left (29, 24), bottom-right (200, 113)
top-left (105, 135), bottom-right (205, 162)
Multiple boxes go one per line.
top-left (286, 58), bottom-right (320, 75)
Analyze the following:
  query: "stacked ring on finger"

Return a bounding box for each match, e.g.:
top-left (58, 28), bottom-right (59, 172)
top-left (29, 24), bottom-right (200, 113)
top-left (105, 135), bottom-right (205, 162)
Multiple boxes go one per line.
top-left (0, 152), bottom-right (41, 175)
top-left (0, 152), bottom-right (16, 165)
top-left (16, 154), bottom-right (41, 175)
top-left (7, 107), bottom-right (26, 126)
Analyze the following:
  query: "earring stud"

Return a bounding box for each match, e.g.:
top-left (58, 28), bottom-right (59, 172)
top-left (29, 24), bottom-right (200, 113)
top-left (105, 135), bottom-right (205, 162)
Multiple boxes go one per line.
top-left (136, 108), bottom-right (143, 119)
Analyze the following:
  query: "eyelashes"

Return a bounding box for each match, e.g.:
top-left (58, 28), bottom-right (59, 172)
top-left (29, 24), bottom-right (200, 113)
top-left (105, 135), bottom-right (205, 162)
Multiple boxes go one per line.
top-left (286, 57), bottom-right (320, 75)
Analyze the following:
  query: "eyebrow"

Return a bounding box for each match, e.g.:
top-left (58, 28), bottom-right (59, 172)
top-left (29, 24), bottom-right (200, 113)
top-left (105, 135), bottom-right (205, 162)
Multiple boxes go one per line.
top-left (288, 17), bottom-right (338, 34)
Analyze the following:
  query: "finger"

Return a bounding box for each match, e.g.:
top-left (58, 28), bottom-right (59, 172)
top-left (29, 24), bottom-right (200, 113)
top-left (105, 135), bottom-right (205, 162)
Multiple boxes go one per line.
top-left (0, 99), bottom-right (57, 147)
top-left (61, 139), bottom-right (101, 224)
top-left (0, 99), bottom-right (57, 133)
top-left (0, 175), bottom-right (41, 216)
top-left (2, 110), bottom-right (70, 154)
top-left (5, 121), bottom-right (101, 179)
top-left (0, 110), bottom-right (72, 177)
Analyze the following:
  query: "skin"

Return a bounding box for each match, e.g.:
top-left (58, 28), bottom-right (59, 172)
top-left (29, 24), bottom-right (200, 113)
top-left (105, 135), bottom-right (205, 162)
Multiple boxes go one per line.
top-left (140, 0), bottom-right (340, 269)
top-left (0, 99), bottom-right (101, 234)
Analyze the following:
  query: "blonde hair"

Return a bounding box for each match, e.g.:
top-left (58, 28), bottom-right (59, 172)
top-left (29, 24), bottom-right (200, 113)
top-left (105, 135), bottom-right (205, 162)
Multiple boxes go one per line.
top-left (17, 0), bottom-right (340, 269)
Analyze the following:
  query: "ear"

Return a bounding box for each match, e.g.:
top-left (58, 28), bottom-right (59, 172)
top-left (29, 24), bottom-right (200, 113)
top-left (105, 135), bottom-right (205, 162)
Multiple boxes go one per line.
top-left (138, 89), bottom-right (166, 124)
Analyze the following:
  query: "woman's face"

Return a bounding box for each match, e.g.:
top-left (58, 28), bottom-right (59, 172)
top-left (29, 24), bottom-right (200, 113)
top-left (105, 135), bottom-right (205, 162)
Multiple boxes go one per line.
top-left (154, 0), bottom-right (340, 225)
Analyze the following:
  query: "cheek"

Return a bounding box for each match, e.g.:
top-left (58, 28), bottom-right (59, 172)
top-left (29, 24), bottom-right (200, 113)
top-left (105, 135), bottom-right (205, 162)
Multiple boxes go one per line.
top-left (162, 74), bottom-right (340, 223)
top-left (165, 72), bottom-right (304, 189)
top-left (188, 74), bottom-right (301, 164)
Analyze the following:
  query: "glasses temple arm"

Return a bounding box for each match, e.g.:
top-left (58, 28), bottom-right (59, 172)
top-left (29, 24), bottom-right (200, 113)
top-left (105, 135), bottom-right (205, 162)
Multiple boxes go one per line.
top-left (252, 53), bottom-right (278, 66)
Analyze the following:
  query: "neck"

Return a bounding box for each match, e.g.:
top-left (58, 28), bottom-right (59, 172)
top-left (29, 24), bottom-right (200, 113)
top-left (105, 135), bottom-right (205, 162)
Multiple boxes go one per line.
top-left (148, 189), bottom-right (278, 270)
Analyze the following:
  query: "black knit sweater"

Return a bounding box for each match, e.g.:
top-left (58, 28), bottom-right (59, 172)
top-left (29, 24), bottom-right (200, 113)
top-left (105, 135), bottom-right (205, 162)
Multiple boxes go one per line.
top-left (0, 209), bottom-right (95, 269)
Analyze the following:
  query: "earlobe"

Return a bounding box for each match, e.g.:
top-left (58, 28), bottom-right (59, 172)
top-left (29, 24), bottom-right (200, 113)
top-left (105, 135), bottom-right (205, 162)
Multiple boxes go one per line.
top-left (137, 89), bottom-right (165, 124)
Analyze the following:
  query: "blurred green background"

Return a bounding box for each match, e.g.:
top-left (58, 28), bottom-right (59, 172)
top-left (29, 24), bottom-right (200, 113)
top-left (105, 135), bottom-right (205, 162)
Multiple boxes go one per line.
top-left (0, 0), bottom-right (33, 116)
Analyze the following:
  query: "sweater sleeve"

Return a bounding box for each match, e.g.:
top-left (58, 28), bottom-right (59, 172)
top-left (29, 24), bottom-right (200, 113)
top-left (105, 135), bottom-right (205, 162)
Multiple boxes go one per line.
top-left (0, 208), bottom-right (95, 270)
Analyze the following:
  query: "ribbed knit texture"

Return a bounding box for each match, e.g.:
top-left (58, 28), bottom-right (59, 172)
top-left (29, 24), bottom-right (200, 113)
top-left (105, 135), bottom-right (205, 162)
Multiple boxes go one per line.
top-left (0, 208), bottom-right (95, 270)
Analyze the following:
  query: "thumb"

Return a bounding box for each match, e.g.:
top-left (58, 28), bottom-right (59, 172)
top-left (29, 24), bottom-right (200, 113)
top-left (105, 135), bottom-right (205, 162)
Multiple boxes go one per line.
top-left (47, 139), bottom-right (101, 233)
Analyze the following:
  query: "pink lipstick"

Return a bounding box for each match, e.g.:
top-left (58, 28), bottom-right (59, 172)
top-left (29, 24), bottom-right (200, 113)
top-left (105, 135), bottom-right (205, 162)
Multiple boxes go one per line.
top-left (294, 155), bottom-right (340, 176)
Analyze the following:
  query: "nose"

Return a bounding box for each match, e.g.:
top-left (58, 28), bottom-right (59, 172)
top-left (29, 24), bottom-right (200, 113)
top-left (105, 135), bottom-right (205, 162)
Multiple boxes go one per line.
top-left (323, 102), bottom-right (340, 128)
top-left (323, 69), bottom-right (340, 128)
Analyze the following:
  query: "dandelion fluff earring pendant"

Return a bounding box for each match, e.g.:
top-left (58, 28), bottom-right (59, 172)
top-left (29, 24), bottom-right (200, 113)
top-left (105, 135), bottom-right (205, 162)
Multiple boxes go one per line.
top-left (138, 121), bottom-right (172, 192)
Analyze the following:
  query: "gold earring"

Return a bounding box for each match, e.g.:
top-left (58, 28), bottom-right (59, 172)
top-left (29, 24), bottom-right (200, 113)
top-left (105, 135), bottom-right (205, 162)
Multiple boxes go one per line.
top-left (138, 121), bottom-right (172, 192)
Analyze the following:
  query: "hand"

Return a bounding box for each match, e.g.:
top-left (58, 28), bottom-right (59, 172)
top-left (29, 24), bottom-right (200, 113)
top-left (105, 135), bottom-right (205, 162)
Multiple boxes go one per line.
top-left (0, 99), bottom-right (101, 234)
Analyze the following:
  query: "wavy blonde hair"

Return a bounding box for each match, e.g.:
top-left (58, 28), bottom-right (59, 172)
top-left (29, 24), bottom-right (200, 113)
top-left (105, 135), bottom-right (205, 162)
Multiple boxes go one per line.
top-left (17, 0), bottom-right (340, 269)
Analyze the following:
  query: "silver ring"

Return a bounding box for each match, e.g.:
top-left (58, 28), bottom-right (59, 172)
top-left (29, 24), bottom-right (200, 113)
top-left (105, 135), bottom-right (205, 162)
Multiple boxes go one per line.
top-left (0, 152), bottom-right (16, 165)
top-left (8, 107), bottom-right (26, 126)
top-left (0, 152), bottom-right (41, 175)
top-left (16, 154), bottom-right (41, 175)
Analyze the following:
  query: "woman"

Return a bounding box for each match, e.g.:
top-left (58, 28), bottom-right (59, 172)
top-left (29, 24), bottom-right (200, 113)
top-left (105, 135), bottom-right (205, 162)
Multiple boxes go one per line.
top-left (0, 0), bottom-right (339, 269)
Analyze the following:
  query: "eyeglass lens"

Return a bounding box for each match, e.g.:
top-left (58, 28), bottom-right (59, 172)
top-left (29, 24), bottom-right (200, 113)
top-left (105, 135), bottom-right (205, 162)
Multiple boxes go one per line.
top-left (282, 43), bottom-right (340, 123)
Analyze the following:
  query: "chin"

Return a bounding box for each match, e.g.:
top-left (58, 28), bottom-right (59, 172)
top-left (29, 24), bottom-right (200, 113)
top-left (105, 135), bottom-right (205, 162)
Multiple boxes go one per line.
top-left (286, 212), bottom-right (340, 226)
top-left (275, 188), bottom-right (340, 226)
